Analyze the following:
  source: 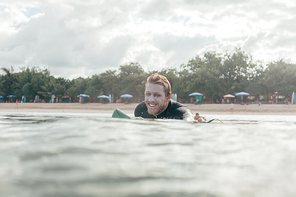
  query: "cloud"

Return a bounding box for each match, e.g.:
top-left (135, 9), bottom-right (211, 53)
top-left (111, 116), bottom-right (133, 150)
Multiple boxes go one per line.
top-left (140, 0), bottom-right (174, 20)
top-left (0, 0), bottom-right (296, 78)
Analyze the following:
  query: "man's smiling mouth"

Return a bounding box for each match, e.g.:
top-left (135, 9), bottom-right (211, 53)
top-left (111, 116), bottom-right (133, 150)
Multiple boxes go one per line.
top-left (148, 103), bottom-right (157, 108)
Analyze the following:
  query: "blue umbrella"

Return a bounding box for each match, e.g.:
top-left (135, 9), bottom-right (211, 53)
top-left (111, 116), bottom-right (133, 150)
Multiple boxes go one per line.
top-left (189, 92), bottom-right (203, 96)
top-left (7, 95), bottom-right (16, 98)
top-left (77, 94), bottom-right (90, 98)
top-left (97, 95), bottom-right (109, 99)
top-left (120, 94), bottom-right (133, 98)
top-left (0, 95), bottom-right (4, 99)
top-left (235, 92), bottom-right (250, 96)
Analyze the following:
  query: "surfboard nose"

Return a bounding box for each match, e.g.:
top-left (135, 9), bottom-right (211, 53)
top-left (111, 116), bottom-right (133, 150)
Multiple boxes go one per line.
top-left (112, 108), bottom-right (131, 119)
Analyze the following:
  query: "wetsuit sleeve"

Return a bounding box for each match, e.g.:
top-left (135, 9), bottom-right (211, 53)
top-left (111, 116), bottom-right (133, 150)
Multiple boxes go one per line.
top-left (170, 106), bottom-right (194, 121)
top-left (176, 107), bottom-right (194, 121)
top-left (182, 108), bottom-right (194, 121)
top-left (168, 101), bottom-right (194, 120)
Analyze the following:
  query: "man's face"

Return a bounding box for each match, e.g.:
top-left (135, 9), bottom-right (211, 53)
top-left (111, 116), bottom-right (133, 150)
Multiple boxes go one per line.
top-left (145, 83), bottom-right (171, 116)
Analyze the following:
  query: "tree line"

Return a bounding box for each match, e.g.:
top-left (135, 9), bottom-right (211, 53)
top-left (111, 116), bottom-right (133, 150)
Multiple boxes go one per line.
top-left (0, 48), bottom-right (295, 103)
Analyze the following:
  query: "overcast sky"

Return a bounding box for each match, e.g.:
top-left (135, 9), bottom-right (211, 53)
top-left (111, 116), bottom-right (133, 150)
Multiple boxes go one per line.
top-left (1, 0), bottom-right (296, 79)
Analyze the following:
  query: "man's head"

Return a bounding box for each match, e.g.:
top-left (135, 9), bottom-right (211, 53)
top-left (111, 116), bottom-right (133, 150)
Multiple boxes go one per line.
top-left (145, 73), bottom-right (172, 116)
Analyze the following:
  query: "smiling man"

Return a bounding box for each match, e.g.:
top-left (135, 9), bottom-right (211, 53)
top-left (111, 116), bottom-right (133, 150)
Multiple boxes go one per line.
top-left (134, 73), bottom-right (194, 121)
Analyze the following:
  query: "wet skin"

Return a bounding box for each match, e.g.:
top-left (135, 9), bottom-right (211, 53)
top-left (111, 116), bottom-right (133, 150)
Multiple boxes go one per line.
top-left (145, 83), bottom-right (172, 117)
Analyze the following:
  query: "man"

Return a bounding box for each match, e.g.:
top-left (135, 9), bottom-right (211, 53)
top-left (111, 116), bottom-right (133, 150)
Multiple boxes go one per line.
top-left (134, 73), bottom-right (194, 121)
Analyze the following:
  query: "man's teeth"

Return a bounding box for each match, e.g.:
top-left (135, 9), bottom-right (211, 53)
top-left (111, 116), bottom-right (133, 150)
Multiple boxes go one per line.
top-left (149, 104), bottom-right (156, 107)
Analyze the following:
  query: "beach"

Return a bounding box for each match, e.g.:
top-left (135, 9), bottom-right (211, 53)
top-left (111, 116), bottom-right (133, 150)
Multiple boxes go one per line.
top-left (1, 102), bottom-right (296, 115)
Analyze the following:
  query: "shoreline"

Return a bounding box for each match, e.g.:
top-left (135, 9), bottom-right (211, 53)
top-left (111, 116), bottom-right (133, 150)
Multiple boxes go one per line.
top-left (1, 103), bottom-right (296, 115)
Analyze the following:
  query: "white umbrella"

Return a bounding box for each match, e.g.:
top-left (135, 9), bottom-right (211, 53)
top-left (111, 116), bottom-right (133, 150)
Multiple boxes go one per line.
top-left (97, 95), bottom-right (109, 99)
top-left (120, 94), bottom-right (133, 98)
top-left (77, 94), bottom-right (90, 97)
top-left (235, 92), bottom-right (250, 96)
top-left (189, 92), bottom-right (203, 96)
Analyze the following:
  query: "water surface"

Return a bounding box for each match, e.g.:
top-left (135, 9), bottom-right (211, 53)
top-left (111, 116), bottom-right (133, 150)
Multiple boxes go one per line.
top-left (1, 112), bottom-right (296, 197)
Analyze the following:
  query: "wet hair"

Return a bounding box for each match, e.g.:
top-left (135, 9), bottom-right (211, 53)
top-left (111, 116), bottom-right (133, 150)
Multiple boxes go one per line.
top-left (146, 73), bottom-right (171, 96)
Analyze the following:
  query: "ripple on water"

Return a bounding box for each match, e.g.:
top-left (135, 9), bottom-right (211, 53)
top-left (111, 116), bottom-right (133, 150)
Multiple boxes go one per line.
top-left (1, 113), bottom-right (296, 197)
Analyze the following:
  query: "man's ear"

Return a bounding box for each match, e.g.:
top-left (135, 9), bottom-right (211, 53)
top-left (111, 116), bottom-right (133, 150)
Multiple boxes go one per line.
top-left (166, 92), bottom-right (172, 101)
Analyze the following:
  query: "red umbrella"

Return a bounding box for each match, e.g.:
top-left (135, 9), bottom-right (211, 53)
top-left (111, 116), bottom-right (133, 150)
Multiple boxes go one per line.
top-left (223, 94), bottom-right (235, 98)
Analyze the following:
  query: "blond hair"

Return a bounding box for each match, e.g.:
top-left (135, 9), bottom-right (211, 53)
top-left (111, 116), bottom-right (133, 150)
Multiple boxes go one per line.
top-left (146, 73), bottom-right (171, 96)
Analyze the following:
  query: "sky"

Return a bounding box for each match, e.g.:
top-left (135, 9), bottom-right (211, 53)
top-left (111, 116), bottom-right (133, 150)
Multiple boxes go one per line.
top-left (1, 0), bottom-right (296, 79)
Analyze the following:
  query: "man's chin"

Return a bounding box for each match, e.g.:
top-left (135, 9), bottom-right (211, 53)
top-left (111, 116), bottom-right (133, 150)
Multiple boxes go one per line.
top-left (147, 109), bottom-right (157, 116)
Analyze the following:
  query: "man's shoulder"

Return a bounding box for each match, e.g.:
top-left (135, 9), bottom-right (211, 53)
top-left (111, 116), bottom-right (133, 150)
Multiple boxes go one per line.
top-left (172, 100), bottom-right (194, 120)
top-left (135, 101), bottom-right (146, 109)
top-left (169, 100), bottom-right (189, 115)
top-left (163, 100), bottom-right (193, 120)
top-left (170, 100), bottom-right (187, 109)
top-left (134, 101), bottom-right (147, 117)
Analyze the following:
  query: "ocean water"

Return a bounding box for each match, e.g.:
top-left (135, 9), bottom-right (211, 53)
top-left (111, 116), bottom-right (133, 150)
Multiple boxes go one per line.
top-left (1, 112), bottom-right (296, 197)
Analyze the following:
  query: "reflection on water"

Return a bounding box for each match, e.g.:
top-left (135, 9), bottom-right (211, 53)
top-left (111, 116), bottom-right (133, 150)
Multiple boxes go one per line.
top-left (1, 112), bottom-right (296, 197)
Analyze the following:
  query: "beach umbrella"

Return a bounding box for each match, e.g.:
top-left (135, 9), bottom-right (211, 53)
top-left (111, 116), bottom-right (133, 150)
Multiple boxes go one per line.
top-left (97, 95), bottom-right (109, 99)
top-left (189, 92), bottom-right (203, 96)
top-left (223, 94), bottom-right (235, 98)
top-left (7, 95), bottom-right (16, 98)
top-left (235, 92), bottom-right (250, 96)
top-left (120, 94), bottom-right (133, 98)
top-left (0, 95), bottom-right (4, 99)
top-left (77, 94), bottom-right (90, 98)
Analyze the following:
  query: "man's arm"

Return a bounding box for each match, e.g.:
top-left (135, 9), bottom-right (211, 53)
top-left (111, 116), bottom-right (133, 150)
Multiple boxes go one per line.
top-left (183, 108), bottom-right (194, 121)
top-left (172, 106), bottom-right (194, 121)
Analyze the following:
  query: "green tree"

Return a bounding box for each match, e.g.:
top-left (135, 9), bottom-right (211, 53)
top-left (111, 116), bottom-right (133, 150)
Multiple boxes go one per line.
top-left (66, 77), bottom-right (89, 102)
top-left (198, 52), bottom-right (223, 102)
top-left (219, 48), bottom-right (258, 95)
top-left (177, 56), bottom-right (204, 99)
top-left (85, 75), bottom-right (103, 102)
top-left (174, 52), bottom-right (222, 102)
top-left (264, 60), bottom-right (296, 97)
top-left (1, 66), bottom-right (17, 99)
top-left (118, 62), bottom-right (147, 102)
top-left (99, 69), bottom-right (120, 100)
top-left (14, 66), bottom-right (51, 101)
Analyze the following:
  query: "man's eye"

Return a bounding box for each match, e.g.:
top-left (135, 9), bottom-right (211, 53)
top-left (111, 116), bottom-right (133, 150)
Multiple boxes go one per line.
top-left (146, 93), bottom-right (151, 96)
top-left (155, 94), bottom-right (160, 97)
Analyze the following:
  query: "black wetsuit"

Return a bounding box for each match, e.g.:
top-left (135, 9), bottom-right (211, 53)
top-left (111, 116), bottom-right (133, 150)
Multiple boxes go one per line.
top-left (134, 100), bottom-right (193, 120)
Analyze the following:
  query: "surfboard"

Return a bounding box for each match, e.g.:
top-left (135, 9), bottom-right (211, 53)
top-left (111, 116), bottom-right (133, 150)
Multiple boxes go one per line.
top-left (111, 108), bottom-right (222, 123)
top-left (112, 108), bottom-right (131, 119)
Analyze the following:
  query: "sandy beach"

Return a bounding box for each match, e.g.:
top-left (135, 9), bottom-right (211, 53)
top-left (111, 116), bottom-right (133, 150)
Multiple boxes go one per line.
top-left (1, 102), bottom-right (296, 115)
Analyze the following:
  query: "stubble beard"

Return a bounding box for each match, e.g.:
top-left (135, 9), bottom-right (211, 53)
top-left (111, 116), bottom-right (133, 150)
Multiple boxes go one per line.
top-left (146, 100), bottom-right (168, 117)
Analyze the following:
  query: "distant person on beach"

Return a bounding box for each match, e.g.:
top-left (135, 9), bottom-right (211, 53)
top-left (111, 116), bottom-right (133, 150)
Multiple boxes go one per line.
top-left (194, 113), bottom-right (206, 122)
top-left (134, 73), bottom-right (194, 121)
top-left (230, 102), bottom-right (234, 112)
